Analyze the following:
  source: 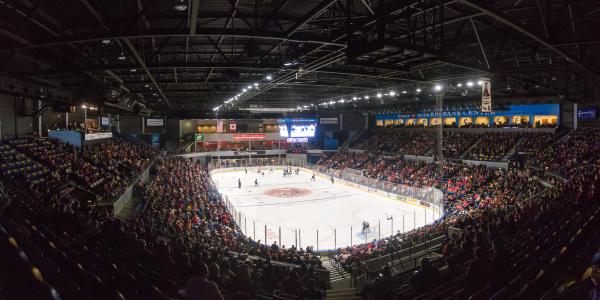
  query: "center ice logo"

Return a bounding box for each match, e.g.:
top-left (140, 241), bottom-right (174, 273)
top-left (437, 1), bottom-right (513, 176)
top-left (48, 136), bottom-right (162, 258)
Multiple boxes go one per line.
top-left (264, 187), bottom-right (311, 198)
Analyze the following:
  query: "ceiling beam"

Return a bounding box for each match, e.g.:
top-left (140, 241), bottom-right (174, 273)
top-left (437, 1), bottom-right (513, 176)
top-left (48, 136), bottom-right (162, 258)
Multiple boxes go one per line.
top-left (460, 0), bottom-right (599, 78)
top-left (189, 0), bottom-right (200, 35)
top-left (17, 62), bottom-right (283, 76)
top-left (123, 39), bottom-right (171, 108)
top-left (0, 28), bottom-right (345, 53)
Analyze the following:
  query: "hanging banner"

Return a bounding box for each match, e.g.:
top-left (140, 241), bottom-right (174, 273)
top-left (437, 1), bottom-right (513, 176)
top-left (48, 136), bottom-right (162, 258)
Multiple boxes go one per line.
top-left (229, 120), bottom-right (237, 132)
top-left (481, 78), bottom-right (492, 112)
top-left (216, 119), bottom-right (224, 133)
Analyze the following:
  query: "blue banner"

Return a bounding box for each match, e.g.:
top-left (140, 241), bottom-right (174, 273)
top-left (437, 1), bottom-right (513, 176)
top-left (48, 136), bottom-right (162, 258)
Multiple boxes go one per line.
top-left (577, 107), bottom-right (597, 120)
top-left (376, 104), bottom-right (559, 120)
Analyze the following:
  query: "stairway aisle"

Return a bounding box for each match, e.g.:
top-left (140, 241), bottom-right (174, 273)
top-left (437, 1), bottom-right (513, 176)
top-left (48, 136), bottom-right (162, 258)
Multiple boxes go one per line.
top-left (321, 257), bottom-right (361, 299)
top-left (502, 136), bottom-right (524, 161)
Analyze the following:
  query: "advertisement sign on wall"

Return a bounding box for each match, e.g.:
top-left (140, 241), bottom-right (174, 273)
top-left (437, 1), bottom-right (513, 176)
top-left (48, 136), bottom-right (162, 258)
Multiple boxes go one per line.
top-left (286, 137), bottom-right (308, 143)
top-left (319, 117), bottom-right (338, 124)
top-left (577, 107), bottom-right (597, 120)
top-left (84, 132), bottom-right (113, 140)
top-left (233, 133), bottom-right (266, 141)
top-left (146, 118), bottom-right (164, 126)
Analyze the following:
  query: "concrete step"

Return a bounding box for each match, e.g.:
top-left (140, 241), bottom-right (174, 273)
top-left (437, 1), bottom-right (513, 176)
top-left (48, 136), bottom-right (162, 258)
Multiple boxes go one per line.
top-left (326, 288), bottom-right (360, 300)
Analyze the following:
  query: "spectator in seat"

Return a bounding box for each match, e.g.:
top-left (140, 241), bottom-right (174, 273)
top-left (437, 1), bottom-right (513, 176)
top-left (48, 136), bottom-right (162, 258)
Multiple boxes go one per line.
top-left (183, 262), bottom-right (224, 300)
top-left (410, 257), bottom-right (441, 292)
top-left (227, 264), bottom-right (255, 296)
top-left (282, 270), bottom-right (301, 295)
top-left (271, 241), bottom-right (279, 252)
top-left (299, 279), bottom-right (324, 300)
top-left (465, 247), bottom-right (492, 288)
top-left (490, 240), bottom-right (510, 287)
top-left (208, 263), bottom-right (225, 289)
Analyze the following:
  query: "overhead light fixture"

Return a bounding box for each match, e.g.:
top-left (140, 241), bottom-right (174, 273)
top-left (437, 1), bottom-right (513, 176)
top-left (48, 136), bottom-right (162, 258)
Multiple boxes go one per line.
top-left (130, 69), bottom-right (136, 72)
top-left (477, 80), bottom-right (483, 85)
top-left (253, 83), bottom-right (259, 87)
top-left (101, 39), bottom-right (111, 45)
top-left (174, 0), bottom-right (188, 11)
top-left (247, 85), bottom-right (252, 89)
top-left (81, 105), bottom-right (87, 109)
top-left (352, 96), bottom-right (357, 100)
top-left (213, 106), bottom-right (220, 111)
top-left (144, 84), bottom-right (150, 88)
top-left (266, 75), bottom-right (272, 80)
top-left (118, 53), bottom-right (126, 60)
top-left (153, 93), bottom-right (158, 96)
top-left (466, 81), bottom-right (474, 87)
top-left (338, 99), bottom-right (344, 103)
top-left (402, 90), bottom-right (407, 94)
top-left (329, 101), bottom-right (335, 104)
top-left (376, 93), bottom-right (382, 98)
top-left (364, 95), bottom-right (370, 99)
top-left (416, 88), bottom-right (422, 93)
top-left (389, 91), bottom-right (396, 96)
top-left (242, 89), bottom-right (247, 92)
top-left (283, 62), bottom-right (293, 66)
top-left (457, 83), bottom-right (463, 87)
top-left (434, 85), bottom-right (443, 91)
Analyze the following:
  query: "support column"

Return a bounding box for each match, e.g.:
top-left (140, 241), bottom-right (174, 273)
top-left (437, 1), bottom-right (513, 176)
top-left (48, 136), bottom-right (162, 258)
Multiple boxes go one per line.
top-left (65, 112), bottom-right (69, 130)
top-left (38, 100), bottom-right (42, 134)
top-left (436, 93), bottom-right (444, 192)
top-left (142, 116), bottom-right (146, 133)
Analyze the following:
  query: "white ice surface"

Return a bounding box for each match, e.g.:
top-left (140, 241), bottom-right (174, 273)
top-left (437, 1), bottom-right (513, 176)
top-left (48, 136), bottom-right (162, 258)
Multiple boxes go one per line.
top-left (211, 167), bottom-right (439, 251)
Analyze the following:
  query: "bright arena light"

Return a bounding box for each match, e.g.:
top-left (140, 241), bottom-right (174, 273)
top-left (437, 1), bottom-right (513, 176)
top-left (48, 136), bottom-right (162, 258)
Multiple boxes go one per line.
top-left (416, 88), bottom-right (422, 93)
top-left (266, 75), bottom-right (272, 80)
top-left (242, 88), bottom-right (247, 92)
top-left (457, 83), bottom-right (463, 87)
top-left (467, 81), bottom-right (474, 87)
top-left (477, 80), bottom-right (483, 85)
top-left (389, 91), bottom-right (396, 96)
top-left (364, 95), bottom-right (370, 99)
top-left (376, 93), bottom-right (382, 98)
top-left (434, 85), bottom-right (443, 91)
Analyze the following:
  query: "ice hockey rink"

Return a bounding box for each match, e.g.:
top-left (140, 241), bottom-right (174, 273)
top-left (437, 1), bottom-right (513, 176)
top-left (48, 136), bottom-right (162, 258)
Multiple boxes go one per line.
top-left (211, 167), bottom-right (442, 251)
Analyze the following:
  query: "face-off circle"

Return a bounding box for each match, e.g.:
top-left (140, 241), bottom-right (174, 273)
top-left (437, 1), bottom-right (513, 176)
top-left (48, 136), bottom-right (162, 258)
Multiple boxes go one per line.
top-left (264, 187), bottom-right (311, 198)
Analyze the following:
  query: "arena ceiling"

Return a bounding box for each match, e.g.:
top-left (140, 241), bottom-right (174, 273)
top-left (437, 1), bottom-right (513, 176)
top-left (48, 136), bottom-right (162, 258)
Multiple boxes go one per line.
top-left (1, 0), bottom-right (599, 116)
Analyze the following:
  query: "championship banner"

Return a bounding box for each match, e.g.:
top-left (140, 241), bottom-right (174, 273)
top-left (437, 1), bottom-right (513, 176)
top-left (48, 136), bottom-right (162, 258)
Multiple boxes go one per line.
top-left (481, 78), bottom-right (492, 112)
top-left (229, 121), bottom-right (237, 132)
top-left (216, 119), bottom-right (224, 133)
